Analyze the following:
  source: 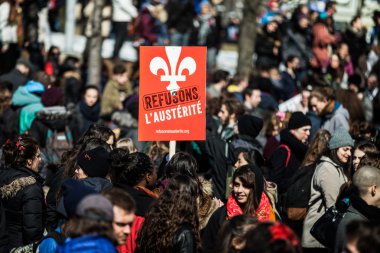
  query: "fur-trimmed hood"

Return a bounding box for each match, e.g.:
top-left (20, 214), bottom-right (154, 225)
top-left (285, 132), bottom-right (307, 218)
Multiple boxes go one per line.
top-left (0, 176), bottom-right (36, 199)
top-left (198, 177), bottom-right (220, 230)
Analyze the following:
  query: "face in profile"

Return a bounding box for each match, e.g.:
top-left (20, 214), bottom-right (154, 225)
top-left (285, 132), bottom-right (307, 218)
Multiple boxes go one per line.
top-left (337, 146), bottom-right (352, 164)
top-left (310, 97), bottom-right (327, 115)
top-left (353, 148), bottom-right (365, 170)
top-left (113, 206), bottom-right (135, 245)
top-left (234, 152), bottom-right (248, 169)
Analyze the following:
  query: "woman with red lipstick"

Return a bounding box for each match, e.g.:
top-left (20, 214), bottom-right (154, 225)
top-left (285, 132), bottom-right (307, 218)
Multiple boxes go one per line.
top-left (202, 165), bottom-right (275, 253)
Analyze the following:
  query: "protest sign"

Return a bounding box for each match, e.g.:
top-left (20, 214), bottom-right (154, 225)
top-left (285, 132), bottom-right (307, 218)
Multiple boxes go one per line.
top-left (138, 46), bottom-right (206, 141)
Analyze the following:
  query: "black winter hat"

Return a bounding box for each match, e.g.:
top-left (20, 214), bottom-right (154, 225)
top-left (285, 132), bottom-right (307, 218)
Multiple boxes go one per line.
top-left (288, 112), bottom-right (311, 130)
top-left (237, 114), bottom-right (264, 139)
top-left (77, 146), bottom-right (110, 178)
top-left (61, 178), bottom-right (96, 218)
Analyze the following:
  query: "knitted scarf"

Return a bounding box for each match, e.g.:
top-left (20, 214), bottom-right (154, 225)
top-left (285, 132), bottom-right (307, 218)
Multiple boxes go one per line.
top-left (226, 192), bottom-right (276, 222)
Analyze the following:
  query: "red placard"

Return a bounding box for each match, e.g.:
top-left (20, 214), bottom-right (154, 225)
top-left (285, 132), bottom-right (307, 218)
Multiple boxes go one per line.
top-left (138, 46), bottom-right (206, 141)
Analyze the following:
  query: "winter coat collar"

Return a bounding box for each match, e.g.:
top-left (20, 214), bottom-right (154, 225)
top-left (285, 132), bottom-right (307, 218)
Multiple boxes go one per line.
top-left (0, 166), bottom-right (42, 199)
top-left (351, 194), bottom-right (380, 222)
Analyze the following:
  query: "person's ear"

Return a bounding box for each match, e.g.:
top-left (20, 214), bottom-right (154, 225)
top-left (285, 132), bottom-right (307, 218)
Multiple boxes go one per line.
top-left (146, 172), bottom-right (153, 184)
top-left (371, 185), bottom-right (377, 197)
top-left (26, 159), bottom-right (33, 167)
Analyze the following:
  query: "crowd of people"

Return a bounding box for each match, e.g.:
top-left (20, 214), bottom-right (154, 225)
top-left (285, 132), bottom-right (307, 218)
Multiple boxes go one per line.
top-left (1, 0), bottom-right (380, 252)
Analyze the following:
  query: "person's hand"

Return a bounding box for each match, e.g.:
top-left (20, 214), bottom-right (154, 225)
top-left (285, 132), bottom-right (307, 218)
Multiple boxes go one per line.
top-left (213, 197), bottom-right (224, 207)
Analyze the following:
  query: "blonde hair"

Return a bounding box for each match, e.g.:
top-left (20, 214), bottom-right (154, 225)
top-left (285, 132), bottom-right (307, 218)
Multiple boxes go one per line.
top-left (116, 138), bottom-right (138, 153)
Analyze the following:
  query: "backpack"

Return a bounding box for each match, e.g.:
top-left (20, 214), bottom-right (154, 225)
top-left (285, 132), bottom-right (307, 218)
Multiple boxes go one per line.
top-left (285, 163), bottom-right (317, 221)
top-left (279, 144), bottom-right (291, 167)
top-left (43, 126), bottom-right (73, 165)
top-left (273, 144), bottom-right (291, 218)
top-left (10, 231), bottom-right (66, 253)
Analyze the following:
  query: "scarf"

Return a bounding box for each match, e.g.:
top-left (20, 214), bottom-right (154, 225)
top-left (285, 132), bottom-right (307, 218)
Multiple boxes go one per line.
top-left (226, 192), bottom-right (276, 222)
top-left (351, 194), bottom-right (380, 222)
top-left (135, 185), bottom-right (159, 199)
top-left (79, 99), bottom-right (100, 122)
top-left (198, 14), bottom-right (213, 45)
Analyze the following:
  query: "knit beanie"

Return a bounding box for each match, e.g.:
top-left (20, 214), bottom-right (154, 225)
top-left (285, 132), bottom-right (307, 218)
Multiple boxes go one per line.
top-left (288, 112), bottom-right (311, 130)
top-left (237, 114), bottom-right (264, 139)
top-left (77, 146), bottom-right (110, 178)
top-left (329, 128), bottom-right (355, 150)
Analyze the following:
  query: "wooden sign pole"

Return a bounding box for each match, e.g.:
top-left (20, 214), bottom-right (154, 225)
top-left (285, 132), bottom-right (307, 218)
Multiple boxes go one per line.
top-left (169, 140), bottom-right (176, 159)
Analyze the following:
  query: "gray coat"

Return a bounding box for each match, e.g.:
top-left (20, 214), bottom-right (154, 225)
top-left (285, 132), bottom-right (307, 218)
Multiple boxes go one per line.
top-left (302, 156), bottom-right (348, 248)
top-left (334, 205), bottom-right (367, 253)
top-left (322, 104), bottom-right (350, 134)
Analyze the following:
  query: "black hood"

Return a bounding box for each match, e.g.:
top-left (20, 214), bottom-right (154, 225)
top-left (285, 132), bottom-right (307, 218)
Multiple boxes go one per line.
top-left (280, 129), bottom-right (308, 160)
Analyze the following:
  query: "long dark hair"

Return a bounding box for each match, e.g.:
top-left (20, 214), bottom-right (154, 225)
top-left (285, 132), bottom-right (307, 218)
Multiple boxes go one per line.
top-left (232, 165), bottom-right (260, 215)
top-left (137, 175), bottom-right (200, 253)
top-left (61, 124), bottom-right (115, 178)
top-left (163, 151), bottom-right (198, 179)
top-left (63, 138), bottom-right (112, 178)
top-left (300, 129), bottom-right (331, 167)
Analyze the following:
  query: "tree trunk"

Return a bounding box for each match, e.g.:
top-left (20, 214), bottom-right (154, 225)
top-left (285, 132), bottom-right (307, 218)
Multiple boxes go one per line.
top-left (237, 0), bottom-right (262, 78)
top-left (87, 0), bottom-right (104, 86)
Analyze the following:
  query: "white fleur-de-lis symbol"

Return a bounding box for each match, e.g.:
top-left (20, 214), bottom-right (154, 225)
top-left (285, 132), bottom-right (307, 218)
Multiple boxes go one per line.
top-left (150, 47), bottom-right (196, 93)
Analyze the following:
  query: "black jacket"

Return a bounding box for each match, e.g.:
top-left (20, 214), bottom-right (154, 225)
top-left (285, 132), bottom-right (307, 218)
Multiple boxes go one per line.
top-left (114, 183), bottom-right (156, 217)
top-left (166, 0), bottom-right (195, 33)
top-left (0, 69), bottom-right (28, 91)
top-left (173, 225), bottom-right (196, 253)
top-left (201, 206), bottom-right (226, 253)
top-left (268, 129), bottom-right (307, 194)
top-left (0, 166), bottom-right (45, 250)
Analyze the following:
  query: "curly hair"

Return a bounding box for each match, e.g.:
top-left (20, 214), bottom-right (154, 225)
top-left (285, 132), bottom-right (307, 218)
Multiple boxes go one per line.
top-left (2, 135), bottom-right (39, 169)
top-left (137, 175), bottom-right (200, 253)
top-left (109, 150), bottom-right (154, 186)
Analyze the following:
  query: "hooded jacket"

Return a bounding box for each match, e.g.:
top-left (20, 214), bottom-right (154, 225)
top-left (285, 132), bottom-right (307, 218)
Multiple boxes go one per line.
top-left (12, 86), bottom-right (44, 134)
top-left (302, 156), bottom-right (348, 248)
top-left (0, 166), bottom-right (45, 250)
top-left (321, 102), bottom-right (350, 134)
top-left (268, 129), bottom-right (308, 194)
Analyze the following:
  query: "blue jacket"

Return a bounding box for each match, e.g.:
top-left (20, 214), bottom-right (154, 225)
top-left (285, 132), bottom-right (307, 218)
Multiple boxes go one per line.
top-left (57, 235), bottom-right (117, 253)
top-left (12, 86), bottom-right (44, 134)
top-left (38, 228), bottom-right (62, 253)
